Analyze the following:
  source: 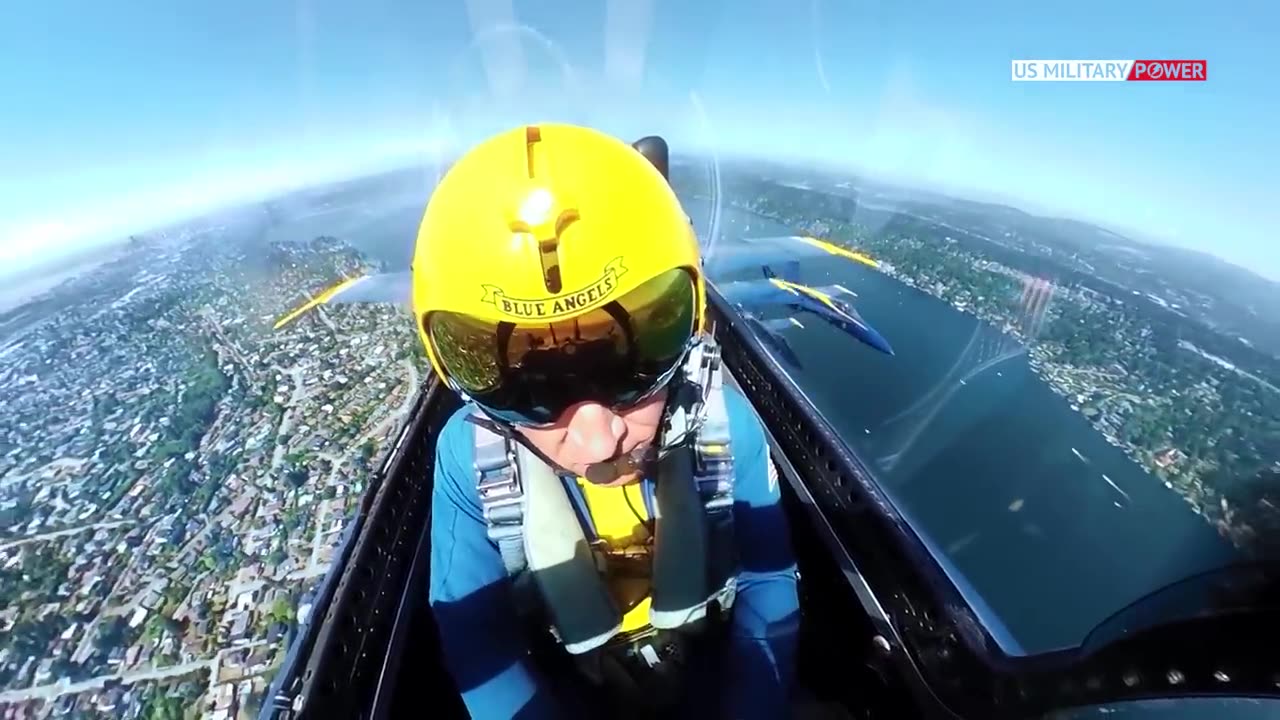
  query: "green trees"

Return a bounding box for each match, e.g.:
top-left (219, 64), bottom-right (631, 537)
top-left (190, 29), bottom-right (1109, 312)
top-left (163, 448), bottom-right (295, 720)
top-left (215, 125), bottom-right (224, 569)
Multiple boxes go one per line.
top-left (270, 596), bottom-right (294, 625)
top-left (140, 690), bottom-right (186, 720)
top-left (0, 543), bottom-right (71, 609)
top-left (178, 351), bottom-right (229, 432)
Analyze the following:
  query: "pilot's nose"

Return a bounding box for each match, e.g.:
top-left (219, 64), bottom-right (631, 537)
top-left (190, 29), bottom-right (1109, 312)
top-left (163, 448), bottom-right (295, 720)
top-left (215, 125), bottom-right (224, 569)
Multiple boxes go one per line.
top-left (562, 402), bottom-right (627, 462)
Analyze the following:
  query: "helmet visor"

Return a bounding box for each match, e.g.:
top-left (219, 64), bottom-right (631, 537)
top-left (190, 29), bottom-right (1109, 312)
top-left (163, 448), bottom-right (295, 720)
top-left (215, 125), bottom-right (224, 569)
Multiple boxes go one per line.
top-left (427, 268), bottom-right (697, 426)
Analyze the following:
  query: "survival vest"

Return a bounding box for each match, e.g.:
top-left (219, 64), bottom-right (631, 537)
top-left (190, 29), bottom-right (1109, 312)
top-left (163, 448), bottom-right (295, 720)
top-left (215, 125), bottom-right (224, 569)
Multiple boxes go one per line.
top-left (470, 340), bottom-right (740, 660)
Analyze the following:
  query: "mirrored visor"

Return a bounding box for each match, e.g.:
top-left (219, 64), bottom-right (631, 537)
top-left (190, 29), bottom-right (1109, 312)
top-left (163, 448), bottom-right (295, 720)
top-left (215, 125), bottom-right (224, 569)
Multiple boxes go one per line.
top-left (426, 268), bottom-right (697, 426)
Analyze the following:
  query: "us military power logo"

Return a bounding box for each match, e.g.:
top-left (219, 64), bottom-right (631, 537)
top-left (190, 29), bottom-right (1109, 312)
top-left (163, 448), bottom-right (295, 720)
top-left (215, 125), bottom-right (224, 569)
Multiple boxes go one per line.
top-left (481, 257), bottom-right (628, 320)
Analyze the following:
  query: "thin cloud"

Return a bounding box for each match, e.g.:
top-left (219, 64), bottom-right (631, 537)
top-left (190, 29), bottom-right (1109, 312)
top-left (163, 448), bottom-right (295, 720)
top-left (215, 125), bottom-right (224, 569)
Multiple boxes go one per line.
top-left (464, 0), bottom-right (526, 98)
top-left (604, 0), bottom-right (654, 91)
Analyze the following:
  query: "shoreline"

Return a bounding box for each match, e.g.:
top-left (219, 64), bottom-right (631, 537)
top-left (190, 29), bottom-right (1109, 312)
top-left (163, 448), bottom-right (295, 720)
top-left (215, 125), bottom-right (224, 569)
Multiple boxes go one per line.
top-left (719, 201), bottom-right (1250, 550)
top-left (0, 265), bottom-right (100, 315)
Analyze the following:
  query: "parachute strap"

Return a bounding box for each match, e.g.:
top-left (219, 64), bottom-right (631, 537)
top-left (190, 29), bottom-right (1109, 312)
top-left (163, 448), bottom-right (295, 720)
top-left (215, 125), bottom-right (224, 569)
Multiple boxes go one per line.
top-left (473, 421), bottom-right (526, 576)
top-left (687, 342), bottom-right (738, 615)
top-left (693, 369), bottom-right (734, 515)
top-left (688, 339), bottom-right (734, 516)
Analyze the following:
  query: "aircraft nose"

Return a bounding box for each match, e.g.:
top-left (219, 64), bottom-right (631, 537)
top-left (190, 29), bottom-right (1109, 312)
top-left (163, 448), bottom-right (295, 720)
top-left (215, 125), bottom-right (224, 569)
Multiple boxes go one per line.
top-left (562, 402), bottom-right (627, 462)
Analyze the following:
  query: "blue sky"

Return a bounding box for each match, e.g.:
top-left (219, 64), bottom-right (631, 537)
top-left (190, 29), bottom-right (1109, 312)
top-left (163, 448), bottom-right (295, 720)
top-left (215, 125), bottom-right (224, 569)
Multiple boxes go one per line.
top-left (1, 0), bottom-right (1275, 278)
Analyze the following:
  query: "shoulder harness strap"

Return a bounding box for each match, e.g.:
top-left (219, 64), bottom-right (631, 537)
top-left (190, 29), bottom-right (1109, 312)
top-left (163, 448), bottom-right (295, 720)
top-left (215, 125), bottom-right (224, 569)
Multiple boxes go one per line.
top-left (690, 345), bottom-right (738, 614)
top-left (693, 346), bottom-right (734, 516)
top-left (472, 423), bottom-right (525, 576)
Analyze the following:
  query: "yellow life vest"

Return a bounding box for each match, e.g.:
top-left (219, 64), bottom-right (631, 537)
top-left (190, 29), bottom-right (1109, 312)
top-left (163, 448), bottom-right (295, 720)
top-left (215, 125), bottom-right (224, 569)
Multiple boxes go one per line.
top-left (577, 480), bottom-right (655, 635)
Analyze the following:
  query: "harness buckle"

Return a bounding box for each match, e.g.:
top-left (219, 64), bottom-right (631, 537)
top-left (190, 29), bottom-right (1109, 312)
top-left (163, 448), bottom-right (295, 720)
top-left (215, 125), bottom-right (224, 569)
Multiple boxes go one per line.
top-left (477, 437), bottom-right (524, 536)
top-left (696, 342), bottom-right (721, 401)
top-left (478, 471), bottom-right (522, 504)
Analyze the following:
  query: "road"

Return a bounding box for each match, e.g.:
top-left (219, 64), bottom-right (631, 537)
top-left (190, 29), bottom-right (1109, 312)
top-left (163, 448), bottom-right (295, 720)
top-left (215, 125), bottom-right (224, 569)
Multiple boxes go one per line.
top-left (0, 520), bottom-right (135, 552)
top-left (315, 306), bottom-right (337, 333)
top-left (0, 660), bottom-right (210, 704)
top-left (286, 565), bottom-right (329, 582)
top-left (300, 357), bottom-right (420, 576)
top-left (270, 364), bottom-right (309, 471)
top-left (307, 487), bottom-right (333, 573)
top-left (201, 311), bottom-right (256, 384)
top-left (70, 537), bottom-right (146, 665)
top-left (359, 358), bottom-right (420, 443)
top-left (206, 640), bottom-right (269, 698)
top-left (0, 638), bottom-right (273, 705)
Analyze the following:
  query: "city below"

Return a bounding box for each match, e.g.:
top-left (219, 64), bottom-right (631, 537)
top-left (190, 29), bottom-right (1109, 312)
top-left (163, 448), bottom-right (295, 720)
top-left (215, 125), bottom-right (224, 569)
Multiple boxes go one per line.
top-left (1, 224), bottom-right (424, 718)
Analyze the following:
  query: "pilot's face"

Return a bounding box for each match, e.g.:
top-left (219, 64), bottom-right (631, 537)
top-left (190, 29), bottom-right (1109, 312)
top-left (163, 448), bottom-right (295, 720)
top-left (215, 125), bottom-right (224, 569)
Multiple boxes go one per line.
top-left (514, 389), bottom-right (668, 486)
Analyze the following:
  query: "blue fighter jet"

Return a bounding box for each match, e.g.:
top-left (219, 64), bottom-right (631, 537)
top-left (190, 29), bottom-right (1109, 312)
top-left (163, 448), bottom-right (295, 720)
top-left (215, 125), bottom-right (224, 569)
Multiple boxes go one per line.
top-left (704, 235), bottom-right (894, 361)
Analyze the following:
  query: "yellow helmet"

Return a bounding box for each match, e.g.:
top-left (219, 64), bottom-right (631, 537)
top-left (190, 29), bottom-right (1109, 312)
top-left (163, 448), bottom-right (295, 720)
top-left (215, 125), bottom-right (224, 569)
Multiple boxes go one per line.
top-left (412, 123), bottom-right (705, 425)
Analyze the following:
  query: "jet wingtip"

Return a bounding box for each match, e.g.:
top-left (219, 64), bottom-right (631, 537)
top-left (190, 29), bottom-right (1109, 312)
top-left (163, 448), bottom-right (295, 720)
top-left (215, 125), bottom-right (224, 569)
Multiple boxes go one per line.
top-left (794, 235), bottom-right (880, 268)
top-left (271, 275), bottom-right (361, 331)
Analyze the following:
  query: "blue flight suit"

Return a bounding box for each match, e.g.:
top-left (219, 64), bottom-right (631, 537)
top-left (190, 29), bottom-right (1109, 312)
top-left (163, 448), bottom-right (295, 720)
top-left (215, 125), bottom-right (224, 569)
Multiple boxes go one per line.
top-left (428, 385), bottom-right (799, 719)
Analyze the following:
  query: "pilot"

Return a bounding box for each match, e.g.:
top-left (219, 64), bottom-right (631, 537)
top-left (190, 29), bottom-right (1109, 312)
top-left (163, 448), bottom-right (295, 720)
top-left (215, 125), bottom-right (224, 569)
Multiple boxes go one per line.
top-left (417, 123), bottom-right (799, 719)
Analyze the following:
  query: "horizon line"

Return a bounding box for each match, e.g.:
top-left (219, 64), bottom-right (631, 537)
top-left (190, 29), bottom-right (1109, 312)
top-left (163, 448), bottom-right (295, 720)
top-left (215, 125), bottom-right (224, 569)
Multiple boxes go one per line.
top-left (4, 153), bottom-right (1277, 289)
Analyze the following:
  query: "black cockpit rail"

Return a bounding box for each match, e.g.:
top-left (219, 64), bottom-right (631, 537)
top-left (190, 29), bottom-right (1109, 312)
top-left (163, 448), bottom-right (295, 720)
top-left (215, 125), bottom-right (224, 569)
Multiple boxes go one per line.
top-left (704, 284), bottom-right (1280, 719)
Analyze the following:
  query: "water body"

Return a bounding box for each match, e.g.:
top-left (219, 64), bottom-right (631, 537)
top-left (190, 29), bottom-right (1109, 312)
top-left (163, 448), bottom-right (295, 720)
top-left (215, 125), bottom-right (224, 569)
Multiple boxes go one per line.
top-left (265, 196), bottom-right (423, 271)
top-left (320, 190), bottom-right (1241, 656)
top-left (693, 205), bottom-right (1241, 655)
